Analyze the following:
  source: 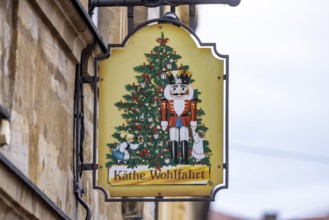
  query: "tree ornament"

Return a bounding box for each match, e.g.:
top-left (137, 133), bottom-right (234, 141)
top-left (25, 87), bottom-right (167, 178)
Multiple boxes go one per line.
top-left (148, 114), bottom-right (153, 123)
top-left (140, 81), bottom-right (146, 88)
top-left (138, 135), bottom-right (144, 144)
top-left (139, 148), bottom-right (151, 157)
top-left (139, 113), bottom-right (145, 121)
top-left (135, 123), bottom-right (142, 130)
top-left (153, 131), bottom-right (159, 139)
top-left (161, 72), bottom-right (167, 79)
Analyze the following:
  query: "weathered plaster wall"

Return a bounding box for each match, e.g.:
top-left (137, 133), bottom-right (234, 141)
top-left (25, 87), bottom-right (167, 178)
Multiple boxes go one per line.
top-left (1, 0), bottom-right (77, 218)
top-left (0, 160), bottom-right (64, 220)
top-left (0, 0), bottom-right (17, 112)
top-left (0, 0), bottom-right (122, 219)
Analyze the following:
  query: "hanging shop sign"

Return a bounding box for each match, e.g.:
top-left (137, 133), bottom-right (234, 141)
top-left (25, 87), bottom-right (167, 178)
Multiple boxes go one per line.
top-left (98, 21), bottom-right (228, 197)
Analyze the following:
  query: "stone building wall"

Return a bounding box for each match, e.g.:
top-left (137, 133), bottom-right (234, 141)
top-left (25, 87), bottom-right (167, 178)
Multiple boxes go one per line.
top-left (0, 0), bottom-right (122, 219)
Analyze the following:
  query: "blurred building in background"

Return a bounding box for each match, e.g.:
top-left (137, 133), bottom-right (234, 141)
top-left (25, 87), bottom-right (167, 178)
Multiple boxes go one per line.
top-left (208, 210), bottom-right (329, 220)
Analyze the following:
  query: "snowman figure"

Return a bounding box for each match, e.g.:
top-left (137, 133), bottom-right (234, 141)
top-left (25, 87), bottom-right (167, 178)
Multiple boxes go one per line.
top-left (191, 130), bottom-right (206, 163)
top-left (112, 133), bottom-right (139, 164)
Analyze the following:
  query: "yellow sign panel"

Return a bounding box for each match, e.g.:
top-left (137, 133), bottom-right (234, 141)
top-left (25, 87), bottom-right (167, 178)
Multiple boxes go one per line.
top-left (98, 23), bottom-right (226, 197)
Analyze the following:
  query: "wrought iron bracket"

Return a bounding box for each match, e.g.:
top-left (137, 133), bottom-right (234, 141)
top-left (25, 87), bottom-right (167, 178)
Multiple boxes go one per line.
top-left (82, 76), bottom-right (99, 84)
top-left (82, 163), bottom-right (98, 171)
top-left (74, 44), bottom-right (100, 219)
top-left (89, 0), bottom-right (241, 30)
top-left (89, 0), bottom-right (241, 10)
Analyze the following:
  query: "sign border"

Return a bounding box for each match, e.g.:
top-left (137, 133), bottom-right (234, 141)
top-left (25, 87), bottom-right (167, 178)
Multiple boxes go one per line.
top-left (91, 17), bottom-right (229, 202)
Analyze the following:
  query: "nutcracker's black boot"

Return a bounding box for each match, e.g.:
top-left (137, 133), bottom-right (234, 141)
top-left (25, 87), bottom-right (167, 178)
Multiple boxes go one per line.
top-left (170, 141), bottom-right (178, 164)
top-left (181, 140), bottom-right (189, 164)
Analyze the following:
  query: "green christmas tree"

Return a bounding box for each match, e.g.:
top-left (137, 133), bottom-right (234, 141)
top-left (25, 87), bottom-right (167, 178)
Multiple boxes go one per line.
top-left (106, 32), bottom-right (211, 170)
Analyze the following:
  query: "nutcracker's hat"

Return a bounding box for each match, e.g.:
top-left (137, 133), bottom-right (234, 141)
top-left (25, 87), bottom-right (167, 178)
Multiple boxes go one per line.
top-left (167, 70), bottom-right (192, 85)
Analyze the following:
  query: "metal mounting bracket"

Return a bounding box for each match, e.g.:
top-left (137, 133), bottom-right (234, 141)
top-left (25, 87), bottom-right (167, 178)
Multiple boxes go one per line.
top-left (89, 0), bottom-right (241, 31)
top-left (82, 163), bottom-right (98, 171)
top-left (82, 76), bottom-right (99, 84)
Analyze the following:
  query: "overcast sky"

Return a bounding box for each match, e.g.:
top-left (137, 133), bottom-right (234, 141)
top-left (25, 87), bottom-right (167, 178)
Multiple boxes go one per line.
top-left (197, 0), bottom-right (329, 219)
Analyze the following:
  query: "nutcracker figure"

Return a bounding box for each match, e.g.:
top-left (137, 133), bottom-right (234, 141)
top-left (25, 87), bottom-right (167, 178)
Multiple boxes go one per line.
top-left (161, 70), bottom-right (197, 164)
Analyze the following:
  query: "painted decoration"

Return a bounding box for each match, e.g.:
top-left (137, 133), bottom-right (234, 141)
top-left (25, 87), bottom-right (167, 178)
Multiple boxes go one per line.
top-left (98, 22), bottom-right (226, 197)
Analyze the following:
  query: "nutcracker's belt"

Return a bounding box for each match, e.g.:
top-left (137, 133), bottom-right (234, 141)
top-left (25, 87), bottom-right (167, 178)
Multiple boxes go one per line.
top-left (170, 114), bottom-right (189, 117)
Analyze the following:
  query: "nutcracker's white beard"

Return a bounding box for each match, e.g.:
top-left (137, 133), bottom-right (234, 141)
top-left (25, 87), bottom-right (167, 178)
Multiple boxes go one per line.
top-left (173, 100), bottom-right (184, 116)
